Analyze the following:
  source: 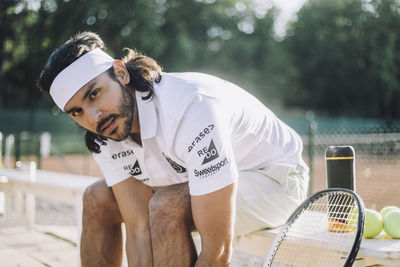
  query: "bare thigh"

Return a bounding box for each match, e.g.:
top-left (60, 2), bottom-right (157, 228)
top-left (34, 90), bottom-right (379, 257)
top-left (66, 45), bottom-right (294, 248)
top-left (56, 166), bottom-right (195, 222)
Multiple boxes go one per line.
top-left (149, 182), bottom-right (195, 230)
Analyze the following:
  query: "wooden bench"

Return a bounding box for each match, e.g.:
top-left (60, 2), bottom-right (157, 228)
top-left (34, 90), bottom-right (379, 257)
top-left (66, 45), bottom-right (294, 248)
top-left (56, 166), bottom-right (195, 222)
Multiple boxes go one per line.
top-left (1, 168), bottom-right (399, 266)
top-left (235, 219), bottom-right (400, 266)
top-left (0, 168), bottom-right (99, 240)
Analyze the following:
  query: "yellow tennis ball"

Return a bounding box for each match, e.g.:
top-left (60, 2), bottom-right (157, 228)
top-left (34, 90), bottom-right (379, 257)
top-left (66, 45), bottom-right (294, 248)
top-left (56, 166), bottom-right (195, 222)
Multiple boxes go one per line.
top-left (347, 208), bottom-right (359, 230)
top-left (380, 206), bottom-right (399, 220)
top-left (363, 209), bottom-right (383, 239)
top-left (383, 210), bottom-right (400, 238)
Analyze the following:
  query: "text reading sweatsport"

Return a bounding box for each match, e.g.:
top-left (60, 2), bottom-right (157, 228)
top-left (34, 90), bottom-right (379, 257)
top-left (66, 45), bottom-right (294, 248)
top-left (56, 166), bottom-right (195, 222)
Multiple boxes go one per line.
top-left (193, 158), bottom-right (229, 179)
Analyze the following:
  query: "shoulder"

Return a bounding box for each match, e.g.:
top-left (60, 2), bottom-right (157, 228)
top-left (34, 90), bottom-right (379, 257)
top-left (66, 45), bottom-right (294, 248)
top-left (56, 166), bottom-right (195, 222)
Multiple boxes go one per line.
top-left (154, 72), bottom-right (230, 116)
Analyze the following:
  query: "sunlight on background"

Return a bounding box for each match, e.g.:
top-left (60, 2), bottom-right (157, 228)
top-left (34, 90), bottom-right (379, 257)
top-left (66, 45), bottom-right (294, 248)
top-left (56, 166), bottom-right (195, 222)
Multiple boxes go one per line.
top-left (270, 0), bottom-right (308, 37)
top-left (22, 0), bottom-right (308, 37)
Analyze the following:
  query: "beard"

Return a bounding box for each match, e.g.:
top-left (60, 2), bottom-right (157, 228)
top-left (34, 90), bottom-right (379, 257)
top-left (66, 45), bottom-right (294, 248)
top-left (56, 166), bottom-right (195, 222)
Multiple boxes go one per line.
top-left (96, 82), bottom-right (135, 142)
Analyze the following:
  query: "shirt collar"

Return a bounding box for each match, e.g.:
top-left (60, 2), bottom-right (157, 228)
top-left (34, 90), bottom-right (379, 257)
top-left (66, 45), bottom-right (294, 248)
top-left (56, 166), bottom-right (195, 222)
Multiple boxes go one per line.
top-left (135, 90), bottom-right (157, 140)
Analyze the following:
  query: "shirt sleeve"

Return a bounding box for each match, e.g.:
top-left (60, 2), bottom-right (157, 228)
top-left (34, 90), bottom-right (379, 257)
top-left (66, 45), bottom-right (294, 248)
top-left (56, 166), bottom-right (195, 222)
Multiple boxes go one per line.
top-left (173, 95), bottom-right (238, 196)
top-left (92, 142), bottom-right (132, 187)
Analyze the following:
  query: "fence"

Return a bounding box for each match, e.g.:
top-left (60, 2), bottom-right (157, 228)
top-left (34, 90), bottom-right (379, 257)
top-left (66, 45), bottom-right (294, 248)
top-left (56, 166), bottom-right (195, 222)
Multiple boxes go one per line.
top-left (1, 120), bottom-right (400, 210)
top-left (0, 131), bottom-right (93, 175)
top-left (302, 124), bottom-right (400, 211)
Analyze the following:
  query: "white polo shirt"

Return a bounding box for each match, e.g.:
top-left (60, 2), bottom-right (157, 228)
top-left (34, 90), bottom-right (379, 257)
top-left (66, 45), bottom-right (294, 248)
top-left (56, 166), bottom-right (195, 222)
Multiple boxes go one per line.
top-left (93, 72), bottom-right (307, 196)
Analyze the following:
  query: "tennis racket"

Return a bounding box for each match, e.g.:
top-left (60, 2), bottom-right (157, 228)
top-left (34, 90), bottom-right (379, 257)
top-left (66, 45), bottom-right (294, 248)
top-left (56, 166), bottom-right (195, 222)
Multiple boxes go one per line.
top-left (264, 188), bottom-right (365, 267)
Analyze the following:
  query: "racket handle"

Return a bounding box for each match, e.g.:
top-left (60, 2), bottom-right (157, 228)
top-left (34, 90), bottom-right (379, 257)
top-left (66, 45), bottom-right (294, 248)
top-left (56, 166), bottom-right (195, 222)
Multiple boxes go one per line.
top-left (325, 146), bottom-right (356, 191)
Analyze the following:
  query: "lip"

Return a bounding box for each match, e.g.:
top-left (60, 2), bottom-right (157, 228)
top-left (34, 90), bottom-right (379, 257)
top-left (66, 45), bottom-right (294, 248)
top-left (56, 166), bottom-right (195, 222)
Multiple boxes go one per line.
top-left (101, 118), bottom-right (116, 135)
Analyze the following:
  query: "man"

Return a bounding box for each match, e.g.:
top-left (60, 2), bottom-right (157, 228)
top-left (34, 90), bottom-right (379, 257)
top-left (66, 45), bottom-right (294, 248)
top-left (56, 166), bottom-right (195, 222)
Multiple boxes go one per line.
top-left (39, 31), bottom-right (309, 267)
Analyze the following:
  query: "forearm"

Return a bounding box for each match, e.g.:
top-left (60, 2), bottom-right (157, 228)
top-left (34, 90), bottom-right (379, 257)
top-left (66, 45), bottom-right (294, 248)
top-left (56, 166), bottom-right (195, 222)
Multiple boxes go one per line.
top-left (195, 244), bottom-right (232, 267)
top-left (111, 178), bottom-right (154, 267)
top-left (192, 183), bottom-right (236, 267)
top-left (126, 227), bottom-right (153, 267)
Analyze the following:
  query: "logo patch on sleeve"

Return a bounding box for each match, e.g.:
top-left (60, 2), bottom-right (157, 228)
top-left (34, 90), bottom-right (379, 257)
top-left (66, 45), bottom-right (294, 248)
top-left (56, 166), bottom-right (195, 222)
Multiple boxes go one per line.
top-left (162, 153), bottom-right (187, 173)
top-left (187, 124), bottom-right (214, 152)
top-left (199, 139), bottom-right (220, 165)
top-left (111, 150), bottom-right (134, 160)
top-left (193, 158), bottom-right (229, 179)
top-left (129, 160), bottom-right (142, 176)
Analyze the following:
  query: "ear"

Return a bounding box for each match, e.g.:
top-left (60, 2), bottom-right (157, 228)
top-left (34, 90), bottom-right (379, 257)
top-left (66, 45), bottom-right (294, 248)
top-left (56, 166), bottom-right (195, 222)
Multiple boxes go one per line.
top-left (112, 60), bottom-right (130, 85)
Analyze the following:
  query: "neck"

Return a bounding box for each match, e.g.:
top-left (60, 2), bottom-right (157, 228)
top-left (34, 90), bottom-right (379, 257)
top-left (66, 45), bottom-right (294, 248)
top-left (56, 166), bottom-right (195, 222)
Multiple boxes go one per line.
top-left (130, 133), bottom-right (142, 146)
top-left (130, 95), bottom-right (141, 145)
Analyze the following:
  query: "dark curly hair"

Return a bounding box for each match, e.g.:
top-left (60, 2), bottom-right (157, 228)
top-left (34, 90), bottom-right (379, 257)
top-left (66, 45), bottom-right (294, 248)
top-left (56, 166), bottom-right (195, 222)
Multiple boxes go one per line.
top-left (38, 32), bottom-right (162, 153)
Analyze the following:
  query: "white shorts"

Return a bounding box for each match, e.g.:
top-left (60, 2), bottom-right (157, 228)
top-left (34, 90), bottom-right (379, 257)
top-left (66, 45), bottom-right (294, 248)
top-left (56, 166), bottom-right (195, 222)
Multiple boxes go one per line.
top-left (234, 164), bottom-right (309, 236)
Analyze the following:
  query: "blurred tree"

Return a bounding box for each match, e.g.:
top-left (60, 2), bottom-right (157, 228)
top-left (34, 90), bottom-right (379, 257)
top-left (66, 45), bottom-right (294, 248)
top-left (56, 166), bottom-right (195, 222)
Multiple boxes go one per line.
top-left (283, 0), bottom-right (400, 119)
top-left (1, 0), bottom-right (280, 111)
top-left (153, 0), bottom-right (278, 103)
top-left (363, 0), bottom-right (400, 120)
top-left (6, 0), bottom-right (400, 120)
top-left (0, 0), bottom-right (27, 110)
top-left (1, 0), bottom-right (163, 110)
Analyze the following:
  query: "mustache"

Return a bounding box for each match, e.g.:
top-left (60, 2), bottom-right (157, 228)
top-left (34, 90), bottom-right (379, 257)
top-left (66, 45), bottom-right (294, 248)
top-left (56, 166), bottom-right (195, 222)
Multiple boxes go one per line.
top-left (96, 114), bottom-right (120, 134)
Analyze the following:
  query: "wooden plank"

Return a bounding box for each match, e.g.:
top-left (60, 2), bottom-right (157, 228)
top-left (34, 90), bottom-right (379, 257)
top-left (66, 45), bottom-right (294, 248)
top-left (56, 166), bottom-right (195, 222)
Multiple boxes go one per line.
top-left (0, 168), bottom-right (99, 238)
top-left (236, 228), bottom-right (400, 266)
top-left (0, 227), bottom-right (79, 267)
top-left (0, 169), bottom-right (99, 191)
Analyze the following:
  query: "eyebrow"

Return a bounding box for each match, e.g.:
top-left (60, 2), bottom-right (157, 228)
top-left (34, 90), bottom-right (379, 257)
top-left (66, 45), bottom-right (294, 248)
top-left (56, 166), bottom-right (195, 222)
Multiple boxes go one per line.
top-left (64, 81), bottom-right (97, 114)
top-left (82, 82), bottom-right (98, 100)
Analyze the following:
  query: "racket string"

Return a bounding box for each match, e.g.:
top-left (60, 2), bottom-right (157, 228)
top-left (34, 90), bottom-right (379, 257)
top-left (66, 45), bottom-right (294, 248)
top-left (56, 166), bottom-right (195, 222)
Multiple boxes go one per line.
top-left (270, 192), bottom-right (360, 267)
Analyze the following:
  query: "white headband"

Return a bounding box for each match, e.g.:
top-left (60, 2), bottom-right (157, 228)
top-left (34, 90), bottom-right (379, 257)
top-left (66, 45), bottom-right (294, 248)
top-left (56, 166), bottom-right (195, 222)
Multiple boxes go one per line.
top-left (49, 48), bottom-right (115, 110)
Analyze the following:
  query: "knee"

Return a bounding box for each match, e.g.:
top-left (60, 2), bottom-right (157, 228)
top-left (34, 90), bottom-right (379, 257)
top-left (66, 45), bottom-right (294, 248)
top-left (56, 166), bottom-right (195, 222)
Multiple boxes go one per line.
top-left (148, 188), bottom-right (191, 227)
top-left (83, 179), bottom-right (109, 210)
top-left (82, 179), bottom-right (122, 224)
top-left (148, 195), bottom-right (170, 222)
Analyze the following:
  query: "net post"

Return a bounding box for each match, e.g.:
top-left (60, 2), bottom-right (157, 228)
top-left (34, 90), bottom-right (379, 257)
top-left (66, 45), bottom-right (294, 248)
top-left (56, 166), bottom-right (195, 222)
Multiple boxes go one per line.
top-left (0, 132), bottom-right (2, 169)
top-left (35, 133), bottom-right (41, 169)
top-left (306, 110), bottom-right (317, 196)
top-left (14, 132), bottom-right (21, 167)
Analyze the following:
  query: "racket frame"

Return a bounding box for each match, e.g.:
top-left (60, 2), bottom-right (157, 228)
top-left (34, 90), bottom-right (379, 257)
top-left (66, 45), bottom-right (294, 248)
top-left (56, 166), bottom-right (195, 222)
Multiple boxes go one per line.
top-left (264, 188), bottom-right (365, 267)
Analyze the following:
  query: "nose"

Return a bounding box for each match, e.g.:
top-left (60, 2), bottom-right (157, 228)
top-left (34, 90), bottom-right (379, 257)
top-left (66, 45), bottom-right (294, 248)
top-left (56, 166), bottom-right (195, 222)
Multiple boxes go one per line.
top-left (86, 106), bottom-right (102, 125)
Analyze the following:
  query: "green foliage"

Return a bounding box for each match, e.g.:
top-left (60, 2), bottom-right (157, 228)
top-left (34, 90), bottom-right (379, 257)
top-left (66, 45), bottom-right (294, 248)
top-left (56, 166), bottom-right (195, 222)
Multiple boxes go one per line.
top-left (1, 0), bottom-right (400, 121)
top-left (0, 0), bottom-right (279, 113)
top-left (283, 0), bottom-right (400, 118)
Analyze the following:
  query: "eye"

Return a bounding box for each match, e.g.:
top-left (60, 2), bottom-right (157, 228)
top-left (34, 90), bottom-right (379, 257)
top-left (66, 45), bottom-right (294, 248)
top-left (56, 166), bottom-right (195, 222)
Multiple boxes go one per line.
top-left (89, 89), bottom-right (100, 99)
top-left (71, 108), bottom-right (82, 117)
